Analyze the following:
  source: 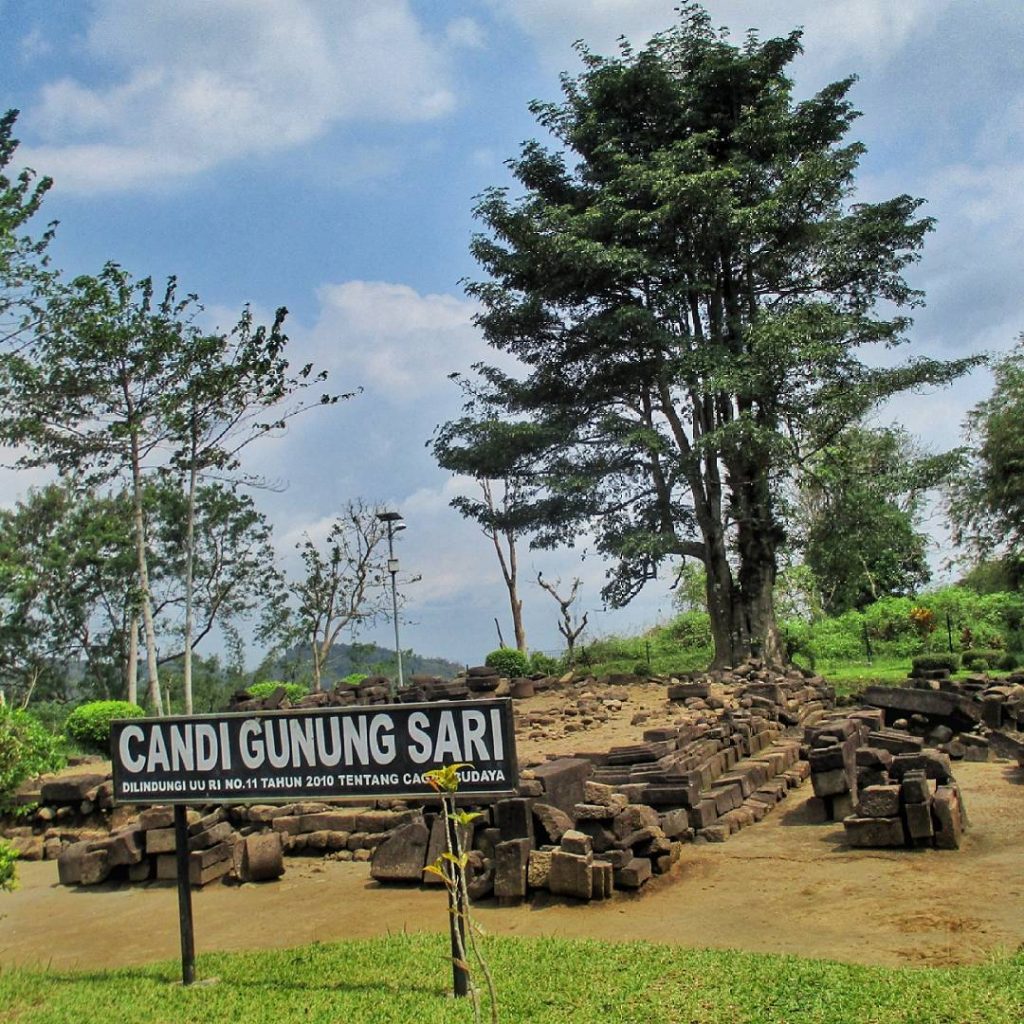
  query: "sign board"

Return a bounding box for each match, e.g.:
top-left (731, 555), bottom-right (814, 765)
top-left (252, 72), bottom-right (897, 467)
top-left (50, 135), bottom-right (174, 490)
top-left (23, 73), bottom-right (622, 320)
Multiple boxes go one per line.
top-left (110, 699), bottom-right (517, 805)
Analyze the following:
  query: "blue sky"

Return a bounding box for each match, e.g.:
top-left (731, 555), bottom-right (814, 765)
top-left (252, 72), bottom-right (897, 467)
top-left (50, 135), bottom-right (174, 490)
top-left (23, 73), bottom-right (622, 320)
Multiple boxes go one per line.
top-left (1, 1), bottom-right (1022, 668)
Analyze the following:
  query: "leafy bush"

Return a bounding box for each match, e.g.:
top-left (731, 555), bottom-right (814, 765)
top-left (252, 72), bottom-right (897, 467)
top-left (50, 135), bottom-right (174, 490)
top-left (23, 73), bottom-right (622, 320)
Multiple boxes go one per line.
top-left (633, 661), bottom-right (651, 677)
top-left (484, 648), bottom-right (530, 678)
top-left (911, 653), bottom-right (960, 674)
top-left (527, 652), bottom-right (560, 676)
top-left (666, 611), bottom-right (713, 650)
top-left (0, 838), bottom-right (17, 892)
top-left (997, 652), bottom-right (1019, 671)
top-left (66, 701), bottom-right (144, 754)
top-left (961, 649), bottom-right (1002, 670)
top-left (0, 707), bottom-right (67, 809)
top-left (339, 673), bottom-right (367, 688)
top-left (247, 681), bottom-right (308, 702)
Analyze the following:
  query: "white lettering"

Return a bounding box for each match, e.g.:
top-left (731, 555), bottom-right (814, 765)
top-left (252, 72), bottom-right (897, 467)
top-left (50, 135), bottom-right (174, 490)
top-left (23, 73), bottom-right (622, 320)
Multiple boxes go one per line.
top-left (407, 712), bottom-right (432, 764)
top-left (119, 725), bottom-right (146, 773)
top-left (369, 714), bottom-right (396, 764)
top-left (240, 720), bottom-right (265, 769)
top-left (146, 727), bottom-right (170, 773)
top-left (195, 723), bottom-right (218, 771)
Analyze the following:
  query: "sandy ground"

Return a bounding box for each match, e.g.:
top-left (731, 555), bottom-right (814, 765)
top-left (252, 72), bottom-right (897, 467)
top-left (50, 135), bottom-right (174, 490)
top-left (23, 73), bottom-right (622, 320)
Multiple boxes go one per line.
top-left (3, 758), bottom-right (1022, 972)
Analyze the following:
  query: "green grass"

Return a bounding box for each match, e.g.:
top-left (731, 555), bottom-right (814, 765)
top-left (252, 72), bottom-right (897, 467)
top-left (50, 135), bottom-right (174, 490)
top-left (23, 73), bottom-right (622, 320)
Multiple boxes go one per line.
top-left (1, 936), bottom-right (1022, 1024)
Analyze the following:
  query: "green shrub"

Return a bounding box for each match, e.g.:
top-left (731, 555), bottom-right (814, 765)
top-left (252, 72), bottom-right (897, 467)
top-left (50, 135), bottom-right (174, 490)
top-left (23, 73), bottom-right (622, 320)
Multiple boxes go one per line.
top-left (527, 652), bottom-right (560, 676)
top-left (0, 838), bottom-right (17, 892)
top-left (666, 611), bottom-right (713, 650)
top-left (66, 700), bottom-right (144, 754)
top-left (961, 649), bottom-right (1001, 670)
top-left (247, 681), bottom-right (308, 702)
top-left (996, 652), bottom-right (1019, 671)
top-left (911, 653), bottom-right (960, 674)
top-left (633, 661), bottom-right (651, 677)
top-left (339, 673), bottom-right (367, 688)
top-left (0, 707), bottom-right (67, 809)
top-left (484, 648), bottom-right (530, 677)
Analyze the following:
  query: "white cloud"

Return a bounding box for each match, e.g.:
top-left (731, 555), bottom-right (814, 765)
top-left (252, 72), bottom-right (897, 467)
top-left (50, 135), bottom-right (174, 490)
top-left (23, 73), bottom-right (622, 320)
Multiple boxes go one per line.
top-left (307, 280), bottom-right (485, 401)
top-left (19, 0), bottom-right (460, 193)
top-left (491, 0), bottom-right (951, 85)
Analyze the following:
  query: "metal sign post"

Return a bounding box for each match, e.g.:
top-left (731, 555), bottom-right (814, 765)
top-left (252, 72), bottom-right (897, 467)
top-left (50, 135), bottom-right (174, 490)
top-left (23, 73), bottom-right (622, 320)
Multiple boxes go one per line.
top-left (173, 805), bottom-right (196, 985)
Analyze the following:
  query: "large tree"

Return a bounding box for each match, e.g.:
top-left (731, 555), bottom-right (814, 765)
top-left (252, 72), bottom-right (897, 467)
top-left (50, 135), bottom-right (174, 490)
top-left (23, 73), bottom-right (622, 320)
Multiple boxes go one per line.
top-left (0, 109), bottom-right (55, 348)
top-left (948, 338), bottom-right (1024, 586)
top-left (798, 425), bottom-right (952, 614)
top-left (433, 9), bottom-right (976, 667)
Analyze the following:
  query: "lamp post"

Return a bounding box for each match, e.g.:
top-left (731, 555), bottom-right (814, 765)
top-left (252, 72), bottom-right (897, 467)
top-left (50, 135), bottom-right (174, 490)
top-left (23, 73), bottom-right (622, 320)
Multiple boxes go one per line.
top-left (377, 511), bottom-right (404, 698)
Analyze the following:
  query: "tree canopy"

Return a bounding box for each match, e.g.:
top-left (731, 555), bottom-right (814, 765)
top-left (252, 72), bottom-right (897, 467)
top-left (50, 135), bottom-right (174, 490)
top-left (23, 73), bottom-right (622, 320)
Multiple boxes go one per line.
top-left (948, 338), bottom-right (1024, 587)
top-left (433, 8), bottom-right (977, 666)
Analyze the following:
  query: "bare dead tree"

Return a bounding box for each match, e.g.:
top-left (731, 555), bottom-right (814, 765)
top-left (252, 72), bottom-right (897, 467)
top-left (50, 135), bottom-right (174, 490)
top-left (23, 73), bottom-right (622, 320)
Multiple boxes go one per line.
top-left (480, 478), bottom-right (527, 652)
top-left (536, 572), bottom-right (588, 663)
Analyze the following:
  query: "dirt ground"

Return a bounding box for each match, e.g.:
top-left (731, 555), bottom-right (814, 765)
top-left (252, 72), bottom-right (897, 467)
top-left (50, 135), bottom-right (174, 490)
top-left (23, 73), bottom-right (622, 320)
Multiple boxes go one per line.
top-left (4, 749), bottom-right (1023, 972)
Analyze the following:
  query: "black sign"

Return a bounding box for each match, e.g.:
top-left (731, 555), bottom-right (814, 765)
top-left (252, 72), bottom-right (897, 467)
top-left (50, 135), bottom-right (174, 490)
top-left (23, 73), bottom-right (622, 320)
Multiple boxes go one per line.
top-left (110, 699), bottom-right (517, 805)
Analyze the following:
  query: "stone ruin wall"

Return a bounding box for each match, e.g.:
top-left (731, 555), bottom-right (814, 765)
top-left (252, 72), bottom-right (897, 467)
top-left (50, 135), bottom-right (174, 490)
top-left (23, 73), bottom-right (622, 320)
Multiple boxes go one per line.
top-left (2, 663), bottom-right (1022, 901)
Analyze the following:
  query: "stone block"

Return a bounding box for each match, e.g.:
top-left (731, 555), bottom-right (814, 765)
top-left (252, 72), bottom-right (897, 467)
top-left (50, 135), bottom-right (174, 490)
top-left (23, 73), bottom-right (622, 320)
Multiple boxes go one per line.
top-left (612, 804), bottom-right (660, 839)
top-left (855, 747), bottom-right (893, 770)
top-left (494, 838), bottom-right (531, 901)
top-left (903, 801), bottom-right (934, 841)
top-left (687, 798), bottom-right (718, 830)
top-left (40, 773), bottom-right (109, 805)
top-left (189, 821), bottom-right (235, 851)
top-left (932, 787), bottom-right (964, 849)
top-left (832, 792), bottom-right (856, 820)
top-left (80, 848), bottom-right (111, 885)
top-left (573, 820), bottom-right (617, 853)
top-left (494, 798), bottom-right (535, 843)
top-left (188, 808), bottom-right (226, 836)
top-left (240, 832), bottom-right (284, 882)
top-left (560, 829), bottom-right (593, 856)
top-left (657, 808), bottom-right (691, 839)
top-left (592, 861), bottom-right (614, 899)
top-left (856, 785), bottom-right (901, 818)
top-left (369, 821), bottom-right (430, 882)
top-left (56, 841), bottom-right (91, 885)
top-left (137, 806), bottom-right (175, 830)
top-left (531, 758), bottom-right (593, 815)
top-left (802, 797), bottom-right (830, 824)
top-left (614, 857), bottom-right (652, 889)
top-left (900, 772), bottom-right (931, 804)
top-left (145, 827), bottom-right (177, 854)
top-left (890, 751), bottom-right (953, 784)
top-left (573, 802), bottom-right (617, 821)
top-left (843, 816), bottom-right (906, 848)
top-left (811, 768), bottom-right (850, 798)
top-left (128, 860), bottom-right (152, 883)
top-left (548, 850), bottom-right (593, 901)
top-left (9, 835), bottom-right (44, 861)
top-left (532, 802), bottom-right (573, 845)
top-left (527, 849), bottom-right (552, 889)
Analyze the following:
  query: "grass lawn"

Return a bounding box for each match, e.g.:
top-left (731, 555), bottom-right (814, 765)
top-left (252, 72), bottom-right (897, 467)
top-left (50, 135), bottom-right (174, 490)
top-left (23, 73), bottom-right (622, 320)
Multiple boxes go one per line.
top-left (1, 935), bottom-right (1022, 1024)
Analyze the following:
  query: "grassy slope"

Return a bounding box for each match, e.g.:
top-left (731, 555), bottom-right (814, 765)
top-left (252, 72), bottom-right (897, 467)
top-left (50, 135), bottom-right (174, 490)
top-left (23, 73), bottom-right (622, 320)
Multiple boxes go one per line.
top-left (1, 936), bottom-right (1022, 1024)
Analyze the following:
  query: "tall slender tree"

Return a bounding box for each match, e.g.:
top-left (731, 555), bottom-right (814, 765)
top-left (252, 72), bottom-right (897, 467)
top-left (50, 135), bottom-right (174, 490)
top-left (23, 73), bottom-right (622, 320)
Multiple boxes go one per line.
top-left (434, 8), bottom-right (978, 666)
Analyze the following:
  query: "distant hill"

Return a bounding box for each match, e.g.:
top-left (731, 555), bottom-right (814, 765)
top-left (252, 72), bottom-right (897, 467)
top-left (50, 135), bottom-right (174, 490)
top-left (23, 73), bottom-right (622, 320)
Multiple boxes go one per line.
top-left (265, 641), bottom-right (464, 684)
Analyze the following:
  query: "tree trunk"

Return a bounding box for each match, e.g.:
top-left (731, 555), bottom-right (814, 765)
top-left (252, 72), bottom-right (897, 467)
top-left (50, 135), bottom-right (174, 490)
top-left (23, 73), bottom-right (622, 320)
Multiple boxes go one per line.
top-left (126, 611), bottom-right (138, 704)
top-left (129, 430), bottom-right (162, 712)
top-left (182, 455), bottom-right (198, 714)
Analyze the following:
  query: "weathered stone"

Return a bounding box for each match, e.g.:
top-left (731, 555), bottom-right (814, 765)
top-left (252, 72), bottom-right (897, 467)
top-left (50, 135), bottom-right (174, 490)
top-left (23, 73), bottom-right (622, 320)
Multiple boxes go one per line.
top-left (811, 768), bottom-right (850, 798)
top-left (560, 829), bottom-right (593, 856)
top-left (369, 821), bottom-right (429, 882)
top-left (137, 806), bottom-right (175, 830)
top-left (861, 686), bottom-right (981, 730)
top-left (932, 787), bottom-right (964, 849)
top-left (573, 819), bottom-right (618, 853)
top-left (614, 857), bottom-right (652, 889)
top-left (573, 802), bottom-right (617, 821)
top-left (80, 848), bottom-right (111, 885)
top-left (843, 816), bottom-right (906, 848)
top-left (889, 751), bottom-right (952, 784)
top-left (57, 841), bottom-right (91, 885)
top-left (548, 849), bottom-right (593, 901)
top-left (903, 801), bottom-right (934, 840)
top-left (527, 849), bottom-right (553, 889)
top-left (856, 785), bottom-right (901, 818)
top-left (241, 832), bottom-right (284, 882)
top-left (687, 798), bottom-right (719, 830)
top-left (494, 838), bottom-right (531, 902)
top-left (494, 798), bottom-right (535, 843)
top-left (40, 772), bottom-right (109, 805)
top-left (900, 772), bottom-right (931, 804)
top-left (656, 808), bottom-right (690, 839)
top-left (145, 827), bottom-right (177, 853)
top-left (532, 802), bottom-right (573, 845)
top-left (530, 758), bottom-right (593, 815)
top-left (8, 835), bottom-right (44, 860)
top-left (188, 821), bottom-right (235, 851)
top-left (591, 861), bottom-right (614, 899)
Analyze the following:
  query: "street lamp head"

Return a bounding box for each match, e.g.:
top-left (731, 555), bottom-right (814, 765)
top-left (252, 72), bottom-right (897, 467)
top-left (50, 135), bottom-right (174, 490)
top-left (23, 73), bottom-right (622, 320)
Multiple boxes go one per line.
top-left (377, 510), bottom-right (403, 523)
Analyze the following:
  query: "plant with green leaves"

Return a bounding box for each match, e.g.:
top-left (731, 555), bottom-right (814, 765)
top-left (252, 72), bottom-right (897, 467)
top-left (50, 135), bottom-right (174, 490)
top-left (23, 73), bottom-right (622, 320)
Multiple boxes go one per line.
top-left (433, 5), bottom-right (978, 669)
top-left (423, 762), bottom-right (498, 1024)
top-left (66, 700), bottom-right (144, 754)
top-left (0, 837), bottom-right (17, 892)
top-left (0, 705), bottom-right (66, 812)
top-left (949, 338), bottom-right (1024, 588)
top-left (484, 647), bottom-right (529, 678)
top-left (246, 681), bottom-right (307, 703)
